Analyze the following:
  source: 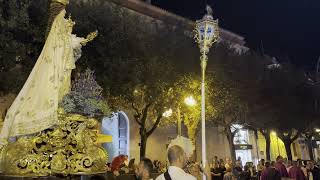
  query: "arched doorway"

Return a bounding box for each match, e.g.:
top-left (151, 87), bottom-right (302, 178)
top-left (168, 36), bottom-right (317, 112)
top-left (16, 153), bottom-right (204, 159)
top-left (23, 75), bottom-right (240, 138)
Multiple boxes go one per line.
top-left (101, 111), bottom-right (130, 162)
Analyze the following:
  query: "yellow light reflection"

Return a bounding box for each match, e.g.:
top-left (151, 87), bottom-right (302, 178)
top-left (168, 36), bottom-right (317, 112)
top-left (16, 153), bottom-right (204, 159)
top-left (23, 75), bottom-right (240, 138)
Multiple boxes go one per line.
top-left (162, 108), bottom-right (173, 118)
top-left (184, 96), bottom-right (197, 106)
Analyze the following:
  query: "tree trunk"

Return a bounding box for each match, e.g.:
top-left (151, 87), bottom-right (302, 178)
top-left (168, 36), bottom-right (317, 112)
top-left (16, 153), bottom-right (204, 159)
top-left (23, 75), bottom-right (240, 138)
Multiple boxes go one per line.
top-left (284, 140), bottom-right (293, 160)
top-left (265, 133), bottom-right (271, 161)
top-left (226, 127), bottom-right (236, 163)
top-left (139, 125), bottom-right (148, 159)
top-left (277, 130), bottom-right (300, 161)
top-left (306, 136), bottom-right (314, 161)
top-left (260, 130), bottom-right (271, 161)
top-left (254, 130), bottom-right (260, 160)
top-left (140, 132), bottom-right (148, 159)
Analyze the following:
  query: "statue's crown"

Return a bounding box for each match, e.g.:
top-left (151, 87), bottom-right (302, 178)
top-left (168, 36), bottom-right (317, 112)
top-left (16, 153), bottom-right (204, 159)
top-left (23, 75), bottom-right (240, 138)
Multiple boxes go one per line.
top-left (53, 0), bottom-right (69, 5)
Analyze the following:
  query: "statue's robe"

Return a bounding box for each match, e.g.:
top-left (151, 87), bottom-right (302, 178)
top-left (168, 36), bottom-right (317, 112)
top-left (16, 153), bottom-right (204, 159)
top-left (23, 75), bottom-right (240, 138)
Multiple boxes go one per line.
top-left (0, 9), bottom-right (83, 144)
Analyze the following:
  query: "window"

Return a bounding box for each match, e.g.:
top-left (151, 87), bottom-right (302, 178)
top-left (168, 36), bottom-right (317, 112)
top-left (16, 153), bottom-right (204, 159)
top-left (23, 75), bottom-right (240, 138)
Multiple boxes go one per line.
top-left (234, 129), bottom-right (249, 144)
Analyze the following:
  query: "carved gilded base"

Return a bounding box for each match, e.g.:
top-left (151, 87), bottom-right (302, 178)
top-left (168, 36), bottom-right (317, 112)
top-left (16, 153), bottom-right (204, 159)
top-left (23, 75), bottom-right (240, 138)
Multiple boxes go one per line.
top-left (0, 113), bottom-right (108, 176)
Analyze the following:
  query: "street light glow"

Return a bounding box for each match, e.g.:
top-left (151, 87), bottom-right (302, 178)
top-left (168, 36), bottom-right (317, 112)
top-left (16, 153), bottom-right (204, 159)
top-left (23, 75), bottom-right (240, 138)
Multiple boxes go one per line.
top-left (162, 108), bottom-right (173, 118)
top-left (184, 96), bottom-right (197, 106)
top-left (271, 131), bottom-right (277, 136)
top-left (315, 128), bottom-right (320, 133)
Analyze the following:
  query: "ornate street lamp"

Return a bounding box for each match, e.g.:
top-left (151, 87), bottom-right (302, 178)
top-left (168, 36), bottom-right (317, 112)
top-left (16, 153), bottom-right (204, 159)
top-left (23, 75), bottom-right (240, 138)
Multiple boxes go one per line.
top-left (184, 96), bottom-right (197, 107)
top-left (194, 5), bottom-right (219, 177)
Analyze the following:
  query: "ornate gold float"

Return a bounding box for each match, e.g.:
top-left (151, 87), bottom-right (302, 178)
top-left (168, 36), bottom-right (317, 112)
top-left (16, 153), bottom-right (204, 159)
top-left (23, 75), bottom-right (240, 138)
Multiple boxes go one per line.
top-left (0, 109), bottom-right (110, 176)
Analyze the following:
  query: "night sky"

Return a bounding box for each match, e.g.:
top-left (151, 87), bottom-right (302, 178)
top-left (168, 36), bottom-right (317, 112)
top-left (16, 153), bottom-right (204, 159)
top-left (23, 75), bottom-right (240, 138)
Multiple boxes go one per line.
top-left (153, 0), bottom-right (320, 70)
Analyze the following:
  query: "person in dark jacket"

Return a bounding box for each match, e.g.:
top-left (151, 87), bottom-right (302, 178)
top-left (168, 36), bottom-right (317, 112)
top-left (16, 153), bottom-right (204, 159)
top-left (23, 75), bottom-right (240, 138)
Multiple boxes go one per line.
top-left (260, 161), bottom-right (281, 180)
top-left (233, 160), bottom-right (243, 179)
top-left (307, 161), bottom-right (320, 180)
top-left (211, 162), bottom-right (225, 180)
top-left (239, 165), bottom-right (251, 180)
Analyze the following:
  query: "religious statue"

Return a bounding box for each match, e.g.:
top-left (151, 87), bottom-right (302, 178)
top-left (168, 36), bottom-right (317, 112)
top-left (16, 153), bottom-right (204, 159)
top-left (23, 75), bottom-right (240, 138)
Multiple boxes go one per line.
top-left (0, 0), bottom-right (109, 176)
top-left (0, 0), bottom-right (97, 145)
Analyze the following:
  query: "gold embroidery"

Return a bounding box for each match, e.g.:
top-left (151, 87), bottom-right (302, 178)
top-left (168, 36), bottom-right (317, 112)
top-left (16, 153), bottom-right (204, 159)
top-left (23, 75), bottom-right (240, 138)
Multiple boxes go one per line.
top-left (26, 110), bottom-right (35, 118)
top-left (2, 113), bottom-right (108, 176)
top-left (44, 55), bottom-right (52, 63)
top-left (14, 110), bottom-right (20, 115)
top-left (31, 80), bottom-right (36, 88)
top-left (49, 76), bottom-right (55, 83)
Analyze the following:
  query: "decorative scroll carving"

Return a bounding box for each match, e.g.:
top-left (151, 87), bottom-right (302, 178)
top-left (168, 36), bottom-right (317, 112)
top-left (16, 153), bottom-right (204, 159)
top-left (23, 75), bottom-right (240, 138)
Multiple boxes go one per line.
top-left (0, 110), bottom-right (107, 176)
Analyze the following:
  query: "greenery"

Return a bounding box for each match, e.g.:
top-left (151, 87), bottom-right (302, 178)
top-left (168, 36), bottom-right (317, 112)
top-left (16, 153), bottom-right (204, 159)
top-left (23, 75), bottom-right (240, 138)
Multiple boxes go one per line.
top-left (0, 0), bottom-right (47, 95)
top-left (60, 69), bottom-right (110, 118)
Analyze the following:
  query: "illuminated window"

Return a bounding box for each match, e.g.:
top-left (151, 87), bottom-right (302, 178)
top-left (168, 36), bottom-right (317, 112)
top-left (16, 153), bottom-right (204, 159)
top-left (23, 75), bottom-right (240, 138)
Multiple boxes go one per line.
top-left (233, 127), bottom-right (249, 144)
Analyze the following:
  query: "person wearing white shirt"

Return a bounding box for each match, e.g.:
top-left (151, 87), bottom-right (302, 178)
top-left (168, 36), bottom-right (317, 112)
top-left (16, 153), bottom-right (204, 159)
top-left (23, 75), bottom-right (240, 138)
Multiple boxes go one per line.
top-left (156, 145), bottom-right (211, 180)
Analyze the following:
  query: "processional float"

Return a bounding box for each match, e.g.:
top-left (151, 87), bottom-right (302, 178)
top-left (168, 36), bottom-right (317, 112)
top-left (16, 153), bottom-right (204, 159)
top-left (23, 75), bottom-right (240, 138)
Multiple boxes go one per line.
top-left (0, 0), bottom-right (111, 176)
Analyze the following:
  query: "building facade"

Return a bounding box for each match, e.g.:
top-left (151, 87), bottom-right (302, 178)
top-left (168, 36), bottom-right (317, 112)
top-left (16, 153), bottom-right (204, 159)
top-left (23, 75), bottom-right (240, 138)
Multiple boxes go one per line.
top-left (101, 110), bottom-right (316, 164)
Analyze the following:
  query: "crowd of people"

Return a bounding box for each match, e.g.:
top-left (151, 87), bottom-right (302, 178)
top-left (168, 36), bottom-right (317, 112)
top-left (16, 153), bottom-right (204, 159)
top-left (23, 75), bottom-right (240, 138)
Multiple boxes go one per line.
top-left (257, 156), bottom-right (320, 180)
top-left (102, 145), bottom-right (211, 180)
top-left (101, 149), bottom-right (320, 180)
top-left (208, 155), bottom-right (320, 180)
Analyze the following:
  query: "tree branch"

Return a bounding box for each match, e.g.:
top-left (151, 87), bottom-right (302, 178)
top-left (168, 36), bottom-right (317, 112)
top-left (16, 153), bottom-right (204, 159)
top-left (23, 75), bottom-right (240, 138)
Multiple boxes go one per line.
top-left (146, 114), bottom-right (162, 137)
top-left (288, 131), bottom-right (292, 139)
top-left (134, 117), bottom-right (142, 126)
top-left (259, 129), bottom-right (269, 138)
top-left (131, 103), bottom-right (140, 115)
top-left (277, 132), bottom-right (286, 142)
top-left (290, 131), bottom-right (301, 143)
top-left (141, 103), bottom-right (152, 126)
top-left (277, 129), bottom-right (300, 144)
top-left (131, 103), bottom-right (142, 125)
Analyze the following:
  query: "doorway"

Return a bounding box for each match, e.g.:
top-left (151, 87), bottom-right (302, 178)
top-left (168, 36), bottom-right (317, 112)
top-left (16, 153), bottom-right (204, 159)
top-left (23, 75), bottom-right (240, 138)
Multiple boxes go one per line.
top-left (101, 111), bottom-right (130, 162)
top-left (236, 149), bottom-right (252, 166)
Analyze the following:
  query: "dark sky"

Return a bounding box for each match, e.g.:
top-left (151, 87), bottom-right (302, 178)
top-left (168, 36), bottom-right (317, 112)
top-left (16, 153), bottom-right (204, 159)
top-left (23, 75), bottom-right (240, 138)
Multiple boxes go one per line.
top-left (153, 0), bottom-right (320, 69)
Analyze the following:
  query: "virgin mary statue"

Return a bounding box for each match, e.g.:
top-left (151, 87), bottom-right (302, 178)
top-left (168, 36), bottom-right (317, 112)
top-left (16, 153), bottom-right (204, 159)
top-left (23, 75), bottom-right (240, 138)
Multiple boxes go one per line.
top-left (0, 0), bottom-right (96, 145)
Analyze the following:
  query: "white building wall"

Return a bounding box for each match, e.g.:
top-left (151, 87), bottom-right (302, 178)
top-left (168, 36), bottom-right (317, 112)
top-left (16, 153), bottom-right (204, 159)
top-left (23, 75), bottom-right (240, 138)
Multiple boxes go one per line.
top-left (195, 126), bottom-right (231, 163)
top-left (297, 138), bottom-right (310, 160)
top-left (126, 112), bottom-right (179, 162)
top-left (144, 126), bottom-right (177, 161)
top-left (126, 112), bottom-right (233, 163)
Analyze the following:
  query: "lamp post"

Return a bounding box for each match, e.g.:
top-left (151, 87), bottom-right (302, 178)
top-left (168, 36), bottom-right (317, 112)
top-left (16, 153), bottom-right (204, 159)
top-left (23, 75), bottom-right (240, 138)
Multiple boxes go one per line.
top-left (177, 96), bottom-right (197, 136)
top-left (194, 5), bottom-right (219, 179)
